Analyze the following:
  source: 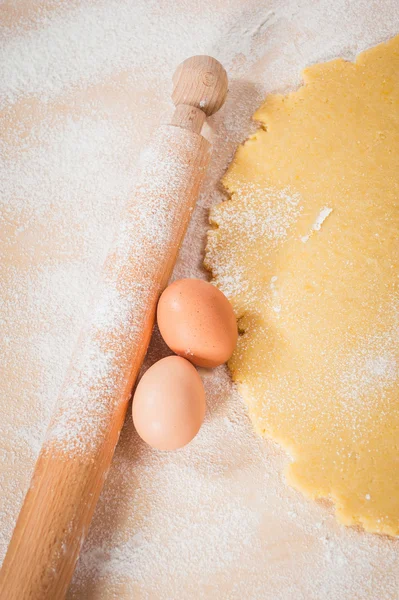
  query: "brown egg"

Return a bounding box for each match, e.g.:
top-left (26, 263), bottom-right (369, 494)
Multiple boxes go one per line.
top-left (132, 356), bottom-right (206, 451)
top-left (157, 278), bottom-right (238, 368)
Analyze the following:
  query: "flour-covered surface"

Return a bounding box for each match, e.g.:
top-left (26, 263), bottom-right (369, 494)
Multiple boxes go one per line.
top-left (1, 1), bottom-right (399, 598)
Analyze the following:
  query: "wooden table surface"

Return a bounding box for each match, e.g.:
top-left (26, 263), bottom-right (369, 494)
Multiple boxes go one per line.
top-left (1, 1), bottom-right (399, 598)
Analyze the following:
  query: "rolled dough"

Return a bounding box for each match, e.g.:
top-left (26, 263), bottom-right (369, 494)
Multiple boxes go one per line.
top-left (205, 35), bottom-right (399, 535)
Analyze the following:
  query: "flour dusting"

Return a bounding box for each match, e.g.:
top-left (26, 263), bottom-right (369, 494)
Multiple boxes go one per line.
top-left (45, 126), bottom-right (209, 455)
top-left (301, 206), bottom-right (333, 242)
top-left (1, 0), bottom-right (399, 598)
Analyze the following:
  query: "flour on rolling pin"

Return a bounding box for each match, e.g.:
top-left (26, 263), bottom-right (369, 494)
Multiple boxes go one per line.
top-left (46, 128), bottom-right (211, 455)
top-left (0, 56), bottom-right (227, 600)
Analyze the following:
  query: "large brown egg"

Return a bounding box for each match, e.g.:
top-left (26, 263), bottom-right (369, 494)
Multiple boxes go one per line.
top-left (132, 356), bottom-right (206, 451)
top-left (157, 278), bottom-right (238, 368)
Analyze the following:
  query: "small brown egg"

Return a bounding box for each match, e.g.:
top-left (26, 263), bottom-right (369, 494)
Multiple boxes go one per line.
top-left (157, 278), bottom-right (238, 368)
top-left (132, 355), bottom-right (206, 451)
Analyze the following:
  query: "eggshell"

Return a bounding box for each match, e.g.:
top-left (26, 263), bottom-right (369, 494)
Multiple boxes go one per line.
top-left (132, 355), bottom-right (206, 451)
top-left (157, 278), bottom-right (238, 368)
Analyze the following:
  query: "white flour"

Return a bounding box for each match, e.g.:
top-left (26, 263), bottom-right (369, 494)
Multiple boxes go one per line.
top-left (1, 0), bottom-right (399, 598)
top-left (44, 126), bottom-right (209, 455)
top-left (301, 206), bottom-right (333, 242)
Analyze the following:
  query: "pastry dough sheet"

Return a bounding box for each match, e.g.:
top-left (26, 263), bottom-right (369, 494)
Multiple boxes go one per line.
top-left (206, 35), bottom-right (399, 535)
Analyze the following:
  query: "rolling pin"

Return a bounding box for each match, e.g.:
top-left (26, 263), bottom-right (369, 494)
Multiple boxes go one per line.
top-left (0, 55), bottom-right (228, 600)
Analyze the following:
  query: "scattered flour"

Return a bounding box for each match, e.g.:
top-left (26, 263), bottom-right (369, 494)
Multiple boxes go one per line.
top-left (44, 125), bottom-right (208, 455)
top-left (1, 0), bottom-right (399, 598)
top-left (301, 206), bottom-right (333, 242)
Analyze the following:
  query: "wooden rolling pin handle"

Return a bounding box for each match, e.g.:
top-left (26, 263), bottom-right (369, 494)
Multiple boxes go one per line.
top-left (170, 105), bottom-right (206, 134)
top-left (0, 55), bottom-right (227, 600)
top-left (172, 55), bottom-right (228, 115)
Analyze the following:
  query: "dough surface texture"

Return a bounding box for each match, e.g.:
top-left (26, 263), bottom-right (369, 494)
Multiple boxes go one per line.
top-left (205, 36), bottom-right (399, 535)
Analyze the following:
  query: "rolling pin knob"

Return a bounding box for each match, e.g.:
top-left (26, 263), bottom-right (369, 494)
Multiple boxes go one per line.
top-left (171, 56), bottom-right (228, 132)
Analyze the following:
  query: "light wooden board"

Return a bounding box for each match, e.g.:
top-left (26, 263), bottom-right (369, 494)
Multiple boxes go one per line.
top-left (1, 1), bottom-right (399, 598)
